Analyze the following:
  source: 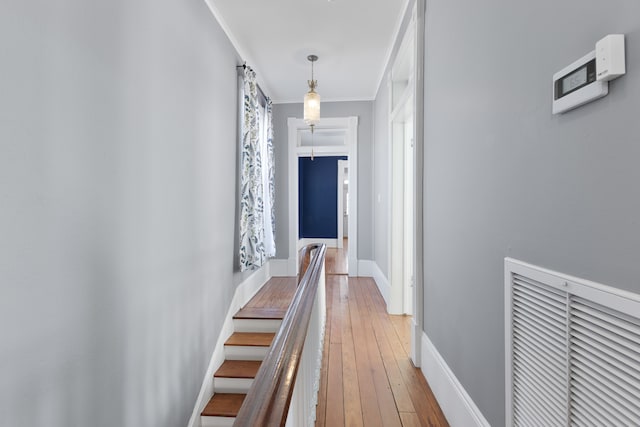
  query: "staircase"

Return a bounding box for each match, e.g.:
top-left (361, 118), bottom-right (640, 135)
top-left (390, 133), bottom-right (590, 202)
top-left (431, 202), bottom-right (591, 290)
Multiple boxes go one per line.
top-left (200, 308), bottom-right (285, 427)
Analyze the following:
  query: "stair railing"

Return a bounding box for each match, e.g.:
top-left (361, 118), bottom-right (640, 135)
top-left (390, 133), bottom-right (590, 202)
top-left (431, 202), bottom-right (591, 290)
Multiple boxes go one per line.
top-left (234, 243), bottom-right (327, 426)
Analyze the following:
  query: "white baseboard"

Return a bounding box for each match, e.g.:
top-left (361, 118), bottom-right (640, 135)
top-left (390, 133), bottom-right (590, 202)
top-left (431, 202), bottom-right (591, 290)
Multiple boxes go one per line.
top-left (421, 332), bottom-right (490, 427)
top-left (356, 259), bottom-right (374, 276)
top-left (187, 262), bottom-right (272, 427)
top-left (358, 260), bottom-right (390, 307)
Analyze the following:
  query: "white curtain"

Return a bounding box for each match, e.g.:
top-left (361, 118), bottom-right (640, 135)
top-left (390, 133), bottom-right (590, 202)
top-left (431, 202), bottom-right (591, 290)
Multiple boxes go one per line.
top-left (263, 99), bottom-right (276, 257)
top-left (239, 67), bottom-right (275, 271)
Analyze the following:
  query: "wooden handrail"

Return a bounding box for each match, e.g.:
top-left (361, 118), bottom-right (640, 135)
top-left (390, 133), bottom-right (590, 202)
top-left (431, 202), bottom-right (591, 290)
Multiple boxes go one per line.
top-left (297, 244), bottom-right (315, 285)
top-left (233, 244), bottom-right (327, 426)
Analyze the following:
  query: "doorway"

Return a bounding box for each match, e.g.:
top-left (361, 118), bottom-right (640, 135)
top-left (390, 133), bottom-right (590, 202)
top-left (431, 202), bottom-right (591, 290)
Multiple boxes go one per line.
top-left (390, 103), bottom-right (414, 316)
top-left (330, 159), bottom-right (349, 275)
top-left (389, 14), bottom-right (416, 317)
top-left (287, 117), bottom-right (359, 277)
top-left (387, 0), bottom-right (425, 367)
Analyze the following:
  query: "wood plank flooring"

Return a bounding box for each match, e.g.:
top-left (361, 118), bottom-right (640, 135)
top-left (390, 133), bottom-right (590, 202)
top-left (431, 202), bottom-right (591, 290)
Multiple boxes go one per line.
top-left (325, 238), bottom-right (349, 275)
top-left (315, 276), bottom-right (449, 427)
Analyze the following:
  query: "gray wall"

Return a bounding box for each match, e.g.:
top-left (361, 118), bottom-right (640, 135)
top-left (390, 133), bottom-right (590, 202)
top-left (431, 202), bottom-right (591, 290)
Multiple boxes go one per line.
top-left (373, 84), bottom-right (390, 276)
top-left (423, 1), bottom-right (640, 425)
top-left (372, 1), bottom-right (415, 278)
top-left (272, 101), bottom-right (375, 260)
top-left (0, 1), bottom-right (245, 426)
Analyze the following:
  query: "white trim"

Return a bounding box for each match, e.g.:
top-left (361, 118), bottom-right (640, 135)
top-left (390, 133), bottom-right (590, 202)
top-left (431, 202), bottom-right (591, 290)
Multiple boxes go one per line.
top-left (337, 159), bottom-right (349, 246)
top-left (201, 416), bottom-right (234, 427)
top-left (411, 0), bottom-right (426, 370)
top-left (357, 259), bottom-right (375, 277)
top-left (213, 377), bottom-right (254, 394)
top-left (288, 117), bottom-right (359, 277)
top-left (233, 318), bottom-right (282, 333)
top-left (421, 332), bottom-right (491, 427)
top-left (298, 238), bottom-right (338, 249)
top-left (361, 260), bottom-right (391, 307)
top-left (272, 96), bottom-right (376, 105)
top-left (187, 262), bottom-right (273, 427)
top-left (224, 345), bottom-right (269, 361)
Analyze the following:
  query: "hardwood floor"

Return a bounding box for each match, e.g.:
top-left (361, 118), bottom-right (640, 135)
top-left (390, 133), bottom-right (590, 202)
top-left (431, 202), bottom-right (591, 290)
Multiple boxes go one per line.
top-left (315, 276), bottom-right (449, 427)
top-left (325, 238), bottom-right (349, 275)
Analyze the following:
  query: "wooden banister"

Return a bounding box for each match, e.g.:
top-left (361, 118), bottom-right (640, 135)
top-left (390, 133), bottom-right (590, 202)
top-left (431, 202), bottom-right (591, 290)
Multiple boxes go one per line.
top-left (297, 244), bottom-right (315, 285)
top-left (233, 244), bottom-right (326, 426)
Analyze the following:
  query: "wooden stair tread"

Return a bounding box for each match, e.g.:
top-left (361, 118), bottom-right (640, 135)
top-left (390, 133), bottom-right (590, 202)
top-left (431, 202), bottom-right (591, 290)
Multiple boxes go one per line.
top-left (225, 332), bottom-right (275, 347)
top-left (201, 393), bottom-right (246, 417)
top-left (233, 307), bottom-right (287, 320)
top-left (214, 360), bottom-right (262, 378)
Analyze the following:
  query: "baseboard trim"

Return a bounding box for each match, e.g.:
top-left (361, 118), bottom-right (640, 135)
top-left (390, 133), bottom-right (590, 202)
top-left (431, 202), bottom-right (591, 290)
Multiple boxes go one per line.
top-left (357, 259), bottom-right (373, 276)
top-left (187, 262), bottom-right (272, 427)
top-left (421, 332), bottom-right (490, 427)
top-left (358, 260), bottom-right (390, 307)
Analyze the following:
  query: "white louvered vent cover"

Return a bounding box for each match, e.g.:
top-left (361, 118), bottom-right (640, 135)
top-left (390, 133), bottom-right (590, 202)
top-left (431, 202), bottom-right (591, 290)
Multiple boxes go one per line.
top-left (505, 258), bottom-right (640, 427)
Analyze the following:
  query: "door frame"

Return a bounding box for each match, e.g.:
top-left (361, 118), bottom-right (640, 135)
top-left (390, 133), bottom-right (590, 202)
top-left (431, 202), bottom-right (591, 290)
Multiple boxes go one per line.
top-left (387, 0), bottom-right (425, 366)
top-left (287, 117), bottom-right (359, 276)
top-left (413, 0), bottom-right (426, 367)
top-left (337, 159), bottom-right (349, 248)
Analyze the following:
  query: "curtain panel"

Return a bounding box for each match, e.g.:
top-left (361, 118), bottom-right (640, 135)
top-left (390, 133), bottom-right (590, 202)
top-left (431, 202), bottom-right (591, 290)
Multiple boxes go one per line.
top-left (264, 99), bottom-right (276, 258)
top-left (239, 67), bottom-right (275, 271)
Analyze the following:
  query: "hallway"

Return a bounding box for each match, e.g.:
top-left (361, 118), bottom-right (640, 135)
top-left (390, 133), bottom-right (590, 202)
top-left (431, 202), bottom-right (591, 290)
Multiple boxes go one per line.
top-left (315, 275), bottom-right (448, 427)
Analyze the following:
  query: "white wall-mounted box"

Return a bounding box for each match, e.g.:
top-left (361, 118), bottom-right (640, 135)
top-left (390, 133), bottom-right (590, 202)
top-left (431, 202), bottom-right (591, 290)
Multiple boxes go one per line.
top-left (596, 34), bottom-right (626, 81)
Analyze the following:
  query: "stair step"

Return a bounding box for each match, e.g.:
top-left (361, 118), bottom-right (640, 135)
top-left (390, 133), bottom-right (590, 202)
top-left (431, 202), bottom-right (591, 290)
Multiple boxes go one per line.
top-left (233, 307), bottom-right (287, 319)
top-left (213, 360), bottom-right (262, 393)
top-left (224, 332), bottom-right (274, 360)
top-left (215, 360), bottom-right (262, 378)
top-left (201, 393), bottom-right (246, 417)
top-left (225, 332), bottom-right (275, 347)
top-left (233, 307), bottom-right (285, 332)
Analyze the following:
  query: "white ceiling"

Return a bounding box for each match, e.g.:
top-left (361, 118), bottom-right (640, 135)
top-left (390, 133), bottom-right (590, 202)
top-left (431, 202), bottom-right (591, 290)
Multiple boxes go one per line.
top-left (207, 0), bottom-right (408, 103)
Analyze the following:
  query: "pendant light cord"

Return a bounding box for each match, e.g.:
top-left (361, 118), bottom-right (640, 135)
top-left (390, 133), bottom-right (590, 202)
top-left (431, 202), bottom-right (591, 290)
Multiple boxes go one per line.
top-left (310, 124), bottom-right (315, 161)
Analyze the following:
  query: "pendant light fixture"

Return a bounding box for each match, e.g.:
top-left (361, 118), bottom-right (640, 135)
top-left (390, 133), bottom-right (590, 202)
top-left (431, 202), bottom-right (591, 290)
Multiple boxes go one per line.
top-left (304, 54), bottom-right (320, 160)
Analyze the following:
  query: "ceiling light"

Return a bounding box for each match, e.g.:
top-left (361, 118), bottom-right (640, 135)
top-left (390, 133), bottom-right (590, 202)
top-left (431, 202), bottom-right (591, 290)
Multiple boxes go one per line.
top-left (304, 54), bottom-right (320, 161)
top-left (304, 55), bottom-right (320, 127)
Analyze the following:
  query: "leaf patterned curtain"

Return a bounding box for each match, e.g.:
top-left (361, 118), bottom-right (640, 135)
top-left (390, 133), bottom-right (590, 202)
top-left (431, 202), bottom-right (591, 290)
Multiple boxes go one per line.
top-left (239, 67), bottom-right (275, 271)
top-left (263, 99), bottom-right (276, 258)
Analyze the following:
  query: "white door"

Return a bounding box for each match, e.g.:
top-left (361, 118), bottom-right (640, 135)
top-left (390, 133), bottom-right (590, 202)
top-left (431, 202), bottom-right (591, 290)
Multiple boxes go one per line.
top-left (403, 117), bottom-right (414, 316)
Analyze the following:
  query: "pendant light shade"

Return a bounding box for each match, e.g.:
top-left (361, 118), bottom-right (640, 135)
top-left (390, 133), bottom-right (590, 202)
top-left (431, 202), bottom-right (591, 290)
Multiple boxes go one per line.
top-left (304, 91), bottom-right (320, 125)
top-left (304, 55), bottom-right (320, 125)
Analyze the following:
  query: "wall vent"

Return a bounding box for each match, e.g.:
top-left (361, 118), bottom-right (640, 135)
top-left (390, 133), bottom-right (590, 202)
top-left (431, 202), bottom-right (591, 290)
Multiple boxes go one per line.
top-left (505, 258), bottom-right (640, 426)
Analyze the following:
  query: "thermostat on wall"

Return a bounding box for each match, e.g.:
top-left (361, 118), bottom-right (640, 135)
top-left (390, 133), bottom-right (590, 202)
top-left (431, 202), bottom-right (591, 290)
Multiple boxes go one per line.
top-left (552, 50), bottom-right (607, 114)
top-left (552, 34), bottom-right (626, 115)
